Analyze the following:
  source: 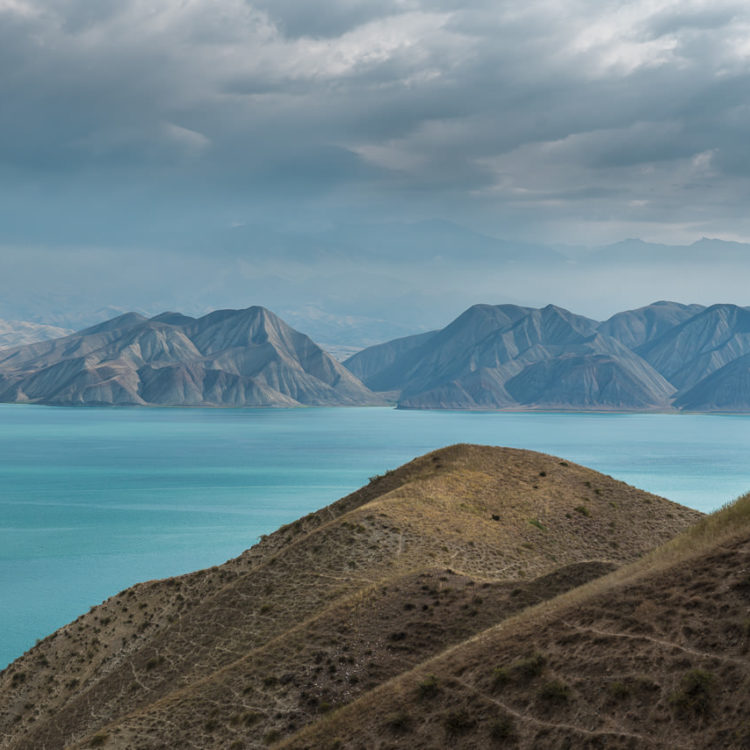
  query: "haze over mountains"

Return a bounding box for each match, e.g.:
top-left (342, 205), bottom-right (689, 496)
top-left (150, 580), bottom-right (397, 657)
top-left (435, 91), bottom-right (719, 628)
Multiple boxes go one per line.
top-left (0, 320), bottom-right (72, 350)
top-left (5, 227), bottom-right (750, 350)
top-left (346, 301), bottom-right (750, 411)
top-left (5, 300), bottom-right (750, 410)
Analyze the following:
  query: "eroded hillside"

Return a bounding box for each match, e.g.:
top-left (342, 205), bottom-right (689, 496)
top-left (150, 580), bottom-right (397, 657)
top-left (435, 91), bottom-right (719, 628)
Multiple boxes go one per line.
top-left (0, 445), bottom-right (700, 750)
top-left (285, 488), bottom-right (750, 749)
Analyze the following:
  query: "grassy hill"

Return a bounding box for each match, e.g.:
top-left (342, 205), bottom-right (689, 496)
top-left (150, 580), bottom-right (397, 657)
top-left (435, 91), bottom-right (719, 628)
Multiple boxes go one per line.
top-left (283, 485), bottom-right (750, 749)
top-left (0, 445), bottom-right (701, 750)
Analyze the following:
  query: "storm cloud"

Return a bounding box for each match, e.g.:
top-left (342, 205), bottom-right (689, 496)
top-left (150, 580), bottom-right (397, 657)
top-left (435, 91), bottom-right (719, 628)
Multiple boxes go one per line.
top-left (2, 0), bottom-right (750, 340)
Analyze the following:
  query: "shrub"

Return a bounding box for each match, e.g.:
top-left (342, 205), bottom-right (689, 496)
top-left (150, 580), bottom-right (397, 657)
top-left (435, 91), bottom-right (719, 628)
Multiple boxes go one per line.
top-left (489, 715), bottom-right (515, 742)
top-left (443, 709), bottom-right (475, 736)
top-left (491, 667), bottom-right (510, 691)
top-left (263, 729), bottom-right (281, 745)
top-left (529, 518), bottom-right (547, 531)
top-left (574, 505), bottom-right (590, 517)
top-left (539, 679), bottom-right (570, 703)
top-left (670, 669), bottom-right (714, 716)
top-left (608, 680), bottom-right (630, 699)
top-left (418, 675), bottom-right (439, 698)
top-left (89, 734), bottom-right (109, 748)
top-left (385, 711), bottom-right (412, 734)
top-left (511, 652), bottom-right (546, 680)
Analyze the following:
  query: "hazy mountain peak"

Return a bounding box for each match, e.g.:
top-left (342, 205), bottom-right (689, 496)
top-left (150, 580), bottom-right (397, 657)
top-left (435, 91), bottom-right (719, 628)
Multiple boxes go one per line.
top-left (0, 306), bottom-right (382, 407)
top-left (150, 312), bottom-right (197, 326)
top-left (77, 312), bottom-right (148, 337)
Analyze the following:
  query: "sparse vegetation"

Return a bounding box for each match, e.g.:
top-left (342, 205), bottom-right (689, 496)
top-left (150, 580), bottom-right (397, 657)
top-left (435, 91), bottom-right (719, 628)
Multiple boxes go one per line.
top-left (608, 680), bottom-right (630, 699)
top-left (442, 709), bottom-right (475, 736)
top-left (418, 674), bottom-right (439, 698)
top-left (539, 679), bottom-right (570, 703)
top-left (491, 666), bottom-right (510, 691)
top-left (489, 714), bottom-right (515, 742)
top-left (385, 711), bottom-right (412, 734)
top-left (670, 669), bottom-right (715, 717)
top-left (510, 652), bottom-right (546, 680)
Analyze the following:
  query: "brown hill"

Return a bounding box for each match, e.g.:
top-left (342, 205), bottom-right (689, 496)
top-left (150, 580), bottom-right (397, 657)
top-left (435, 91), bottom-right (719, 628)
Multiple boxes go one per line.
top-left (0, 445), bottom-right (700, 750)
top-left (283, 489), bottom-right (750, 750)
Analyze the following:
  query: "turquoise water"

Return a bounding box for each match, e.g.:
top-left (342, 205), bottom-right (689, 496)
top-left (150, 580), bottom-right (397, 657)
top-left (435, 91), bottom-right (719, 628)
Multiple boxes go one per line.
top-left (2, 405), bottom-right (750, 668)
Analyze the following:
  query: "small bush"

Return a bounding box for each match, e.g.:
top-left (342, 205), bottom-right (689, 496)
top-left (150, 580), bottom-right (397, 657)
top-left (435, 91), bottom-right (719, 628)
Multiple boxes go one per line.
top-left (443, 709), bottom-right (475, 736)
top-left (418, 674), bottom-right (440, 698)
top-left (608, 680), bottom-right (630, 699)
top-left (670, 669), bottom-right (714, 716)
top-left (263, 729), bottom-right (281, 745)
top-left (385, 711), bottom-right (412, 734)
top-left (529, 518), bottom-right (547, 532)
top-left (491, 667), bottom-right (510, 691)
top-left (539, 680), bottom-right (570, 703)
top-left (89, 734), bottom-right (109, 748)
top-left (574, 505), bottom-right (590, 517)
top-left (489, 715), bottom-right (515, 742)
top-left (511, 652), bottom-right (546, 680)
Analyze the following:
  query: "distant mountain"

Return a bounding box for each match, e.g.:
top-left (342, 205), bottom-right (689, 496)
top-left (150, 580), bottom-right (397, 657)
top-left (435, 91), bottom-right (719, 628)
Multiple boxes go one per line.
top-left (636, 304), bottom-right (750, 390)
top-left (0, 307), bottom-right (382, 407)
top-left (0, 319), bottom-right (72, 349)
top-left (347, 303), bottom-right (674, 410)
top-left (344, 330), bottom-right (439, 383)
top-left (344, 301), bottom-right (750, 411)
top-left (673, 353), bottom-right (750, 411)
top-left (598, 301), bottom-right (705, 350)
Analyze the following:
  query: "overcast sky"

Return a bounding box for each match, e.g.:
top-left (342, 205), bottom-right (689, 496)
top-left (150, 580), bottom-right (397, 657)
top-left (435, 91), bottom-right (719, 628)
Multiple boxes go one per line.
top-left (2, 0), bottom-right (750, 336)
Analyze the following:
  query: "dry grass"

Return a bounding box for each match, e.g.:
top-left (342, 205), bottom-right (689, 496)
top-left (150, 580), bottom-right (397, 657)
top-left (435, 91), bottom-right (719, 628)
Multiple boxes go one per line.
top-left (280, 489), bottom-right (750, 750)
top-left (0, 444), bottom-right (702, 750)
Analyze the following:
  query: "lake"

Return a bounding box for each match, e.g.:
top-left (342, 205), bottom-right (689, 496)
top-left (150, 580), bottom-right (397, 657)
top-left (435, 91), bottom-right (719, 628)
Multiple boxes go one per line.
top-left (2, 404), bottom-right (750, 668)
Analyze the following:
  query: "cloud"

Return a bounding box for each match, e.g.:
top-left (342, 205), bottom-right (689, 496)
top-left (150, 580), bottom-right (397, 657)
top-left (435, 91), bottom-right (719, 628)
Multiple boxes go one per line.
top-left (0, 0), bottom-right (750, 247)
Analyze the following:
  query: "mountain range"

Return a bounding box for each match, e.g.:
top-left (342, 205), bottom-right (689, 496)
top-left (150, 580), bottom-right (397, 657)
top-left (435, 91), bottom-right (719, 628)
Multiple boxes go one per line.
top-left (5, 300), bottom-right (750, 410)
top-left (0, 307), bottom-right (381, 407)
top-left (0, 319), bottom-right (72, 349)
top-left (345, 301), bottom-right (750, 411)
top-left (0, 445), bottom-right (708, 749)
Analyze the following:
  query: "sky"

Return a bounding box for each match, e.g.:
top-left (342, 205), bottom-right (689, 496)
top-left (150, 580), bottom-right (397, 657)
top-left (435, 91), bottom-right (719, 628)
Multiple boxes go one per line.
top-left (2, 0), bottom-right (750, 343)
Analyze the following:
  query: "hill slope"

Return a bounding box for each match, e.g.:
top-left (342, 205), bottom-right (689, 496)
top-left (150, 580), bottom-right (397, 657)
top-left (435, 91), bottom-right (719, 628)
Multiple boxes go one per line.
top-left (0, 445), bottom-right (699, 750)
top-left (0, 307), bottom-right (381, 407)
top-left (285, 486), bottom-right (750, 749)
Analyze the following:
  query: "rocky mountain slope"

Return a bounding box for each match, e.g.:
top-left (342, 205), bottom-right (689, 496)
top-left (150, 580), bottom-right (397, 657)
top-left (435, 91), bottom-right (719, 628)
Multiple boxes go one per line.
top-left (287, 473), bottom-right (750, 750)
top-left (0, 319), bottom-right (72, 349)
top-left (346, 304), bottom-right (676, 410)
top-left (0, 445), bottom-right (700, 750)
top-left (0, 307), bottom-right (382, 407)
top-left (345, 301), bottom-right (750, 411)
top-left (598, 301), bottom-right (705, 350)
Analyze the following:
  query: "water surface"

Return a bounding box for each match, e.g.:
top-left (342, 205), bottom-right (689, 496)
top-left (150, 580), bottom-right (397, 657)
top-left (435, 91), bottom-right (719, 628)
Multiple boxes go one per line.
top-left (2, 405), bottom-right (749, 667)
